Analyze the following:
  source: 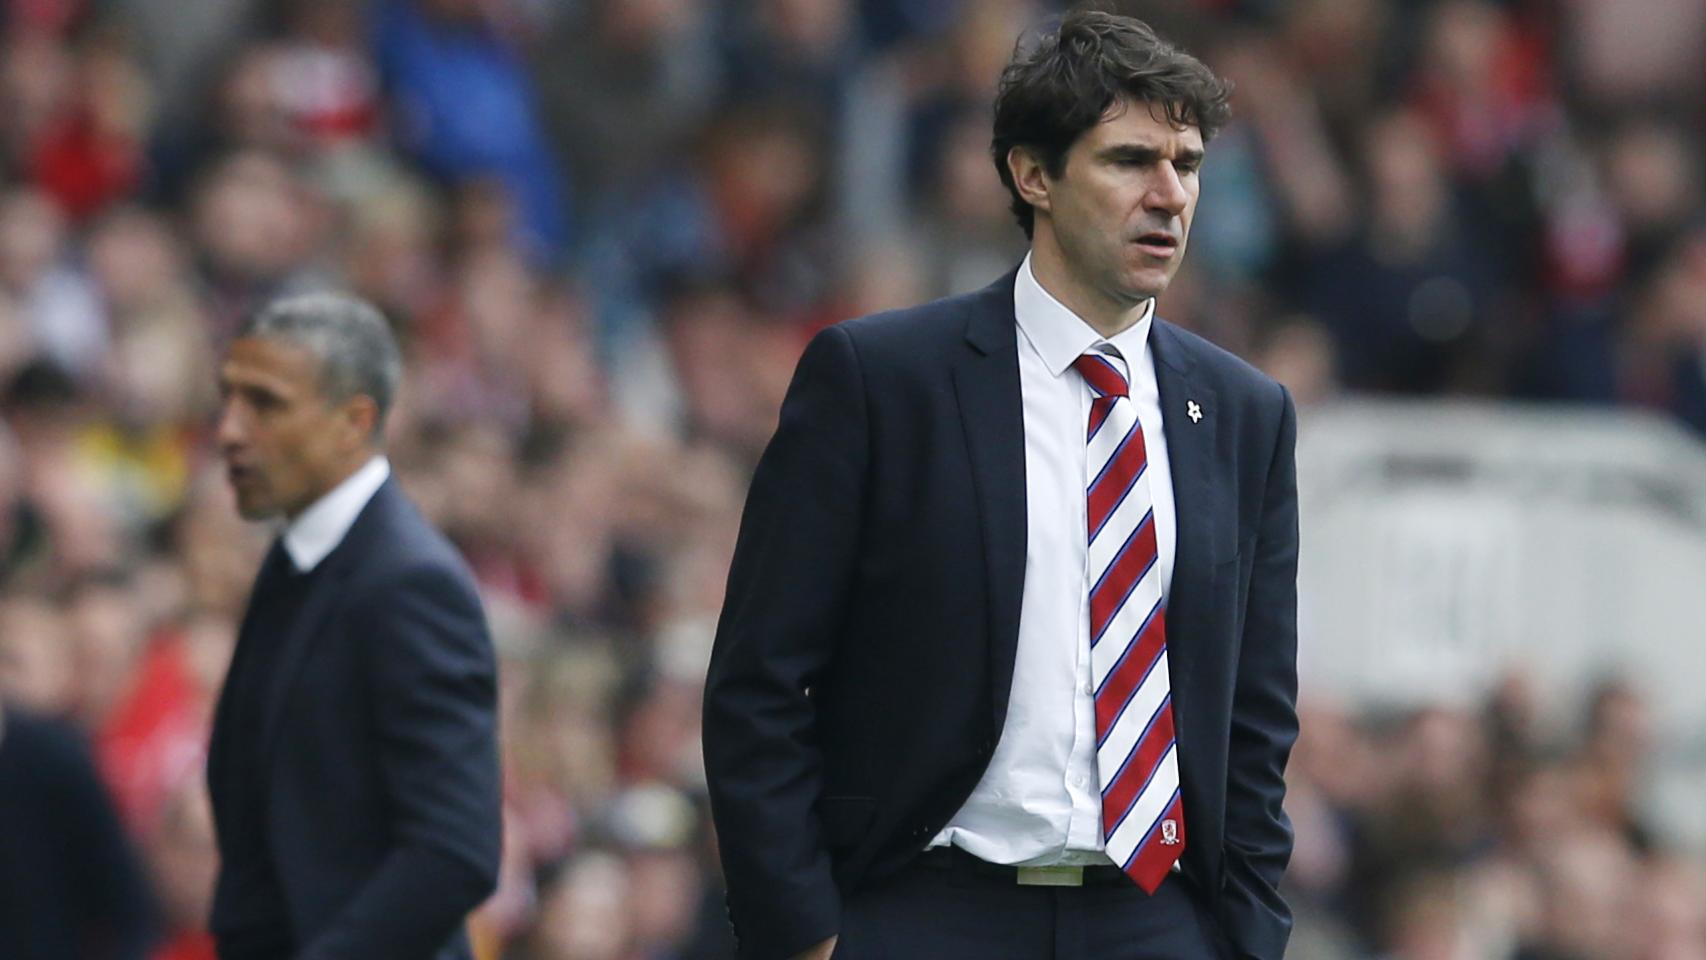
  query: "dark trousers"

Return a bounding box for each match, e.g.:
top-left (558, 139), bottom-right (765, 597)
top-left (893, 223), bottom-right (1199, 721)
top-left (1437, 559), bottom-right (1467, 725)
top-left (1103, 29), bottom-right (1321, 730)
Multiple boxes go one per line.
top-left (835, 858), bottom-right (1231, 960)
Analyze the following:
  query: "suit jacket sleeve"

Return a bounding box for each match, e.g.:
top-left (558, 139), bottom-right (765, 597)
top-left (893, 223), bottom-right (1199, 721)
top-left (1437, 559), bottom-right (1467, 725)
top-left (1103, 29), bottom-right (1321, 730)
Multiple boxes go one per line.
top-left (297, 562), bottom-right (502, 960)
top-left (49, 715), bottom-right (160, 959)
top-left (1219, 383), bottom-right (1301, 960)
top-left (703, 324), bottom-right (868, 960)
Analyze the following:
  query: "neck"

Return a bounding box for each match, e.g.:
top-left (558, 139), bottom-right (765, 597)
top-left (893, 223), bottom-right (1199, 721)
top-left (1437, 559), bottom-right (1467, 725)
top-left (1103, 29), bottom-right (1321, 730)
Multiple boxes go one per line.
top-left (1028, 232), bottom-right (1152, 340)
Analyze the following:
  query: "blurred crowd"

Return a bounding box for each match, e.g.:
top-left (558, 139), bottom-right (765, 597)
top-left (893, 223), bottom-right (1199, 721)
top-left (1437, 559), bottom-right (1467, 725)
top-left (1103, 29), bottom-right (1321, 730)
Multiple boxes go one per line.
top-left (1, 0), bottom-right (1705, 958)
top-left (1290, 677), bottom-right (1706, 960)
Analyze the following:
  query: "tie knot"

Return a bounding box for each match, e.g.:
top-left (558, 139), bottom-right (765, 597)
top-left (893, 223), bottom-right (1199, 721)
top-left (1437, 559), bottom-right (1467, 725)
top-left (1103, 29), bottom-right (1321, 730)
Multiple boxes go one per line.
top-left (1073, 352), bottom-right (1129, 399)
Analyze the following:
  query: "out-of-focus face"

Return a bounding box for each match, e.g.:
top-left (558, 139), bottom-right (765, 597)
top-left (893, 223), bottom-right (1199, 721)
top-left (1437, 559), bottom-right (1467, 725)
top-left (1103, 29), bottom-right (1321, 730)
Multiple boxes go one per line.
top-left (604, 0), bottom-right (700, 46)
top-left (0, 187), bottom-right (65, 291)
top-left (67, 584), bottom-right (145, 727)
top-left (1019, 98), bottom-right (1204, 314)
top-left (0, 597), bottom-right (74, 714)
top-left (762, 0), bottom-right (851, 52)
top-left (1540, 831), bottom-right (1638, 959)
top-left (626, 849), bottom-right (701, 949)
top-left (215, 336), bottom-right (365, 521)
top-left (88, 208), bottom-right (183, 312)
top-left (535, 853), bottom-right (632, 960)
top-left (192, 152), bottom-right (311, 283)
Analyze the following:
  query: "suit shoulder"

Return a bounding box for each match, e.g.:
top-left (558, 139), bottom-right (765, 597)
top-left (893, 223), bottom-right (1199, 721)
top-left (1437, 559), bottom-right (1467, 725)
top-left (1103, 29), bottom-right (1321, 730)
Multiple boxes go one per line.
top-left (357, 486), bottom-right (479, 595)
top-left (827, 282), bottom-right (1004, 361)
top-left (1, 707), bottom-right (71, 752)
top-left (0, 708), bottom-right (97, 781)
top-left (1160, 320), bottom-right (1286, 405)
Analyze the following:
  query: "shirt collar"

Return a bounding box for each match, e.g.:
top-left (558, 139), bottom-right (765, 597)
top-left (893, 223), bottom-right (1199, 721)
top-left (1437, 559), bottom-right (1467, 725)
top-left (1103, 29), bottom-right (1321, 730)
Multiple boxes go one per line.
top-left (1013, 252), bottom-right (1156, 377)
top-left (282, 455), bottom-right (390, 573)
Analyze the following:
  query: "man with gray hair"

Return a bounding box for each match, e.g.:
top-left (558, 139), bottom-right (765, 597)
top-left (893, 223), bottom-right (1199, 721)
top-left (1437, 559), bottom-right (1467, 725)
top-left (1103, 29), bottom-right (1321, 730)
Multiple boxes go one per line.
top-left (207, 292), bottom-right (502, 960)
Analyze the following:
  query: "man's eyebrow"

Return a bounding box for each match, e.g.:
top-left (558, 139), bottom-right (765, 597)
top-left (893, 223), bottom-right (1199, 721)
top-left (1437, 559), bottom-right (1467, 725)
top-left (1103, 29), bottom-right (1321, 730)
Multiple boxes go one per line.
top-left (1098, 144), bottom-right (1163, 162)
top-left (219, 375), bottom-right (290, 403)
top-left (1096, 143), bottom-right (1206, 165)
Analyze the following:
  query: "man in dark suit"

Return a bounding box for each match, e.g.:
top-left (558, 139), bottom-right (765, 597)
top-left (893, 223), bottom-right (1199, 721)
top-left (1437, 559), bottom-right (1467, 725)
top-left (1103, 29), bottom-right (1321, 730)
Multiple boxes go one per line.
top-left (0, 695), bottom-right (158, 960)
top-left (704, 11), bottom-right (1297, 960)
top-left (207, 293), bottom-right (501, 960)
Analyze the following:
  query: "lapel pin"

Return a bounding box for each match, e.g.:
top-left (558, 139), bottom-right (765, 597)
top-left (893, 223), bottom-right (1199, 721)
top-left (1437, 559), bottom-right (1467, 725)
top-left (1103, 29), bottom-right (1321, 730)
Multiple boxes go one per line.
top-left (1187, 400), bottom-right (1203, 423)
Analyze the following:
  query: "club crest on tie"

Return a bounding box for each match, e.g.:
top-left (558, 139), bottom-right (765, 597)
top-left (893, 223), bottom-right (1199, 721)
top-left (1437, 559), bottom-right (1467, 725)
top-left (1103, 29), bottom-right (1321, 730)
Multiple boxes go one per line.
top-left (1161, 819), bottom-right (1180, 845)
top-left (1186, 401), bottom-right (1203, 424)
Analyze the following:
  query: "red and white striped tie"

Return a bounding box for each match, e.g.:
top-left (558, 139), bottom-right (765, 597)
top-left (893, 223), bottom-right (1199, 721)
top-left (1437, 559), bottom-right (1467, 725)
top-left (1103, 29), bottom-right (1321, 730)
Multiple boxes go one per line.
top-left (1073, 349), bottom-right (1185, 894)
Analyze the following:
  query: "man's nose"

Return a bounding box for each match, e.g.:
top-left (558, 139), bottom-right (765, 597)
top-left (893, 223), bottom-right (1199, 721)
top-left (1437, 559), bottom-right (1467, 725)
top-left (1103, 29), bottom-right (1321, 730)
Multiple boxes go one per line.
top-left (1144, 162), bottom-right (1190, 217)
top-left (215, 401), bottom-right (246, 451)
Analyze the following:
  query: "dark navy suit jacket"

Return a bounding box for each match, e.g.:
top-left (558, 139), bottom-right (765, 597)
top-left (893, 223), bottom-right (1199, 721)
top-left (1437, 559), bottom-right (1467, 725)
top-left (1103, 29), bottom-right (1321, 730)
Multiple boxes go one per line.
top-left (207, 478), bottom-right (502, 960)
top-left (703, 269), bottom-right (1299, 960)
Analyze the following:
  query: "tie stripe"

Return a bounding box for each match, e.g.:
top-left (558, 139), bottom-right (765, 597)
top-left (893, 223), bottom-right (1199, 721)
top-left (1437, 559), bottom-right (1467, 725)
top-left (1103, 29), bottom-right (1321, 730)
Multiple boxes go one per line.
top-left (1122, 791), bottom-right (1187, 879)
top-left (1090, 492), bottom-right (1150, 576)
top-left (1105, 735), bottom-right (1176, 840)
top-left (1101, 698), bottom-right (1175, 822)
top-left (1094, 644), bottom-right (1167, 772)
top-left (1078, 354), bottom-right (1129, 397)
top-left (1107, 751), bottom-right (1180, 863)
top-left (1088, 512), bottom-right (1158, 644)
top-left (1071, 350), bottom-right (1184, 896)
top-left (1094, 607), bottom-right (1168, 741)
top-left (1088, 425), bottom-right (1147, 539)
top-left (1087, 398), bottom-right (1114, 443)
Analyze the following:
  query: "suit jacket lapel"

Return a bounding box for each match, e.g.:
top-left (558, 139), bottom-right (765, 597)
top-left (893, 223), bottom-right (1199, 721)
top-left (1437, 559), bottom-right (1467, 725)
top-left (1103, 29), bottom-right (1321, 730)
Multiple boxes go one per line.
top-left (953, 271), bottom-right (1028, 730)
top-left (1149, 320), bottom-right (1222, 769)
top-left (208, 540), bottom-right (291, 808)
top-left (257, 480), bottom-right (389, 766)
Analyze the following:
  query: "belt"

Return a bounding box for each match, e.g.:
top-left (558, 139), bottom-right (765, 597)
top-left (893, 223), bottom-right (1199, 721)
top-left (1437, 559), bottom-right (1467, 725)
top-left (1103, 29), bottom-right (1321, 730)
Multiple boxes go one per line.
top-left (915, 847), bottom-right (1132, 887)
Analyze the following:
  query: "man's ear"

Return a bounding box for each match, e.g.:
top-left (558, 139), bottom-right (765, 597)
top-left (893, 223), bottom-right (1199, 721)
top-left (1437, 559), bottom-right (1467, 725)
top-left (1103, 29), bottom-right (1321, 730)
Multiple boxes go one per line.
top-left (340, 395), bottom-right (379, 447)
top-left (1007, 145), bottom-right (1053, 215)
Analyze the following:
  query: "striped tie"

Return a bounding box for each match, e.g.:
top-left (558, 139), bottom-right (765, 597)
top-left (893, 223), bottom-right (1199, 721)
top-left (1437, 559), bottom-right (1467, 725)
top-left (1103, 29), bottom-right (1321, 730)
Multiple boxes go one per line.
top-left (1073, 349), bottom-right (1185, 894)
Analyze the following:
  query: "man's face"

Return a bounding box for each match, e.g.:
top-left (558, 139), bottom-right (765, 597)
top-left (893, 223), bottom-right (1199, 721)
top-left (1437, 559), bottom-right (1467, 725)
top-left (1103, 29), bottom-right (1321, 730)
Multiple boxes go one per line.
top-left (216, 336), bottom-right (359, 521)
top-left (1032, 99), bottom-right (1204, 307)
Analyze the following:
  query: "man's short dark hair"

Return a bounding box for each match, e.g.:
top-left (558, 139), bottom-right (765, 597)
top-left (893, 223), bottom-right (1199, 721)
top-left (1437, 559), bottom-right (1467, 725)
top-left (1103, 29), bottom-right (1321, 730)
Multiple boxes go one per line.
top-left (240, 292), bottom-right (403, 438)
top-left (991, 10), bottom-right (1232, 238)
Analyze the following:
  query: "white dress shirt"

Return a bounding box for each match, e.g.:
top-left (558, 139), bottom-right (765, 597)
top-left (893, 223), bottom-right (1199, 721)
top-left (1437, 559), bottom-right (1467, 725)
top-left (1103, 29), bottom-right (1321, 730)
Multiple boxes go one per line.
top-left (930, 254), bottom-right (1177, 866)
top-left (282, 455), bottom-right (391, 573)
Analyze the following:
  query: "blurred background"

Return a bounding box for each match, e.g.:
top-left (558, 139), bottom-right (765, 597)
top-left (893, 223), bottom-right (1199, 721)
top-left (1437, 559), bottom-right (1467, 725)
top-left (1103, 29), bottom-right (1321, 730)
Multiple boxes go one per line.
top-left (1, 0), bottom-right (1704, 958)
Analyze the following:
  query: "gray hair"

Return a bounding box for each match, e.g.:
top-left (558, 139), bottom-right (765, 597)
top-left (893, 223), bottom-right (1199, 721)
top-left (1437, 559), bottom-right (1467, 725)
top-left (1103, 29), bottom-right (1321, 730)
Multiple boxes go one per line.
top-left (240, 292), bottom-right (403, 438)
